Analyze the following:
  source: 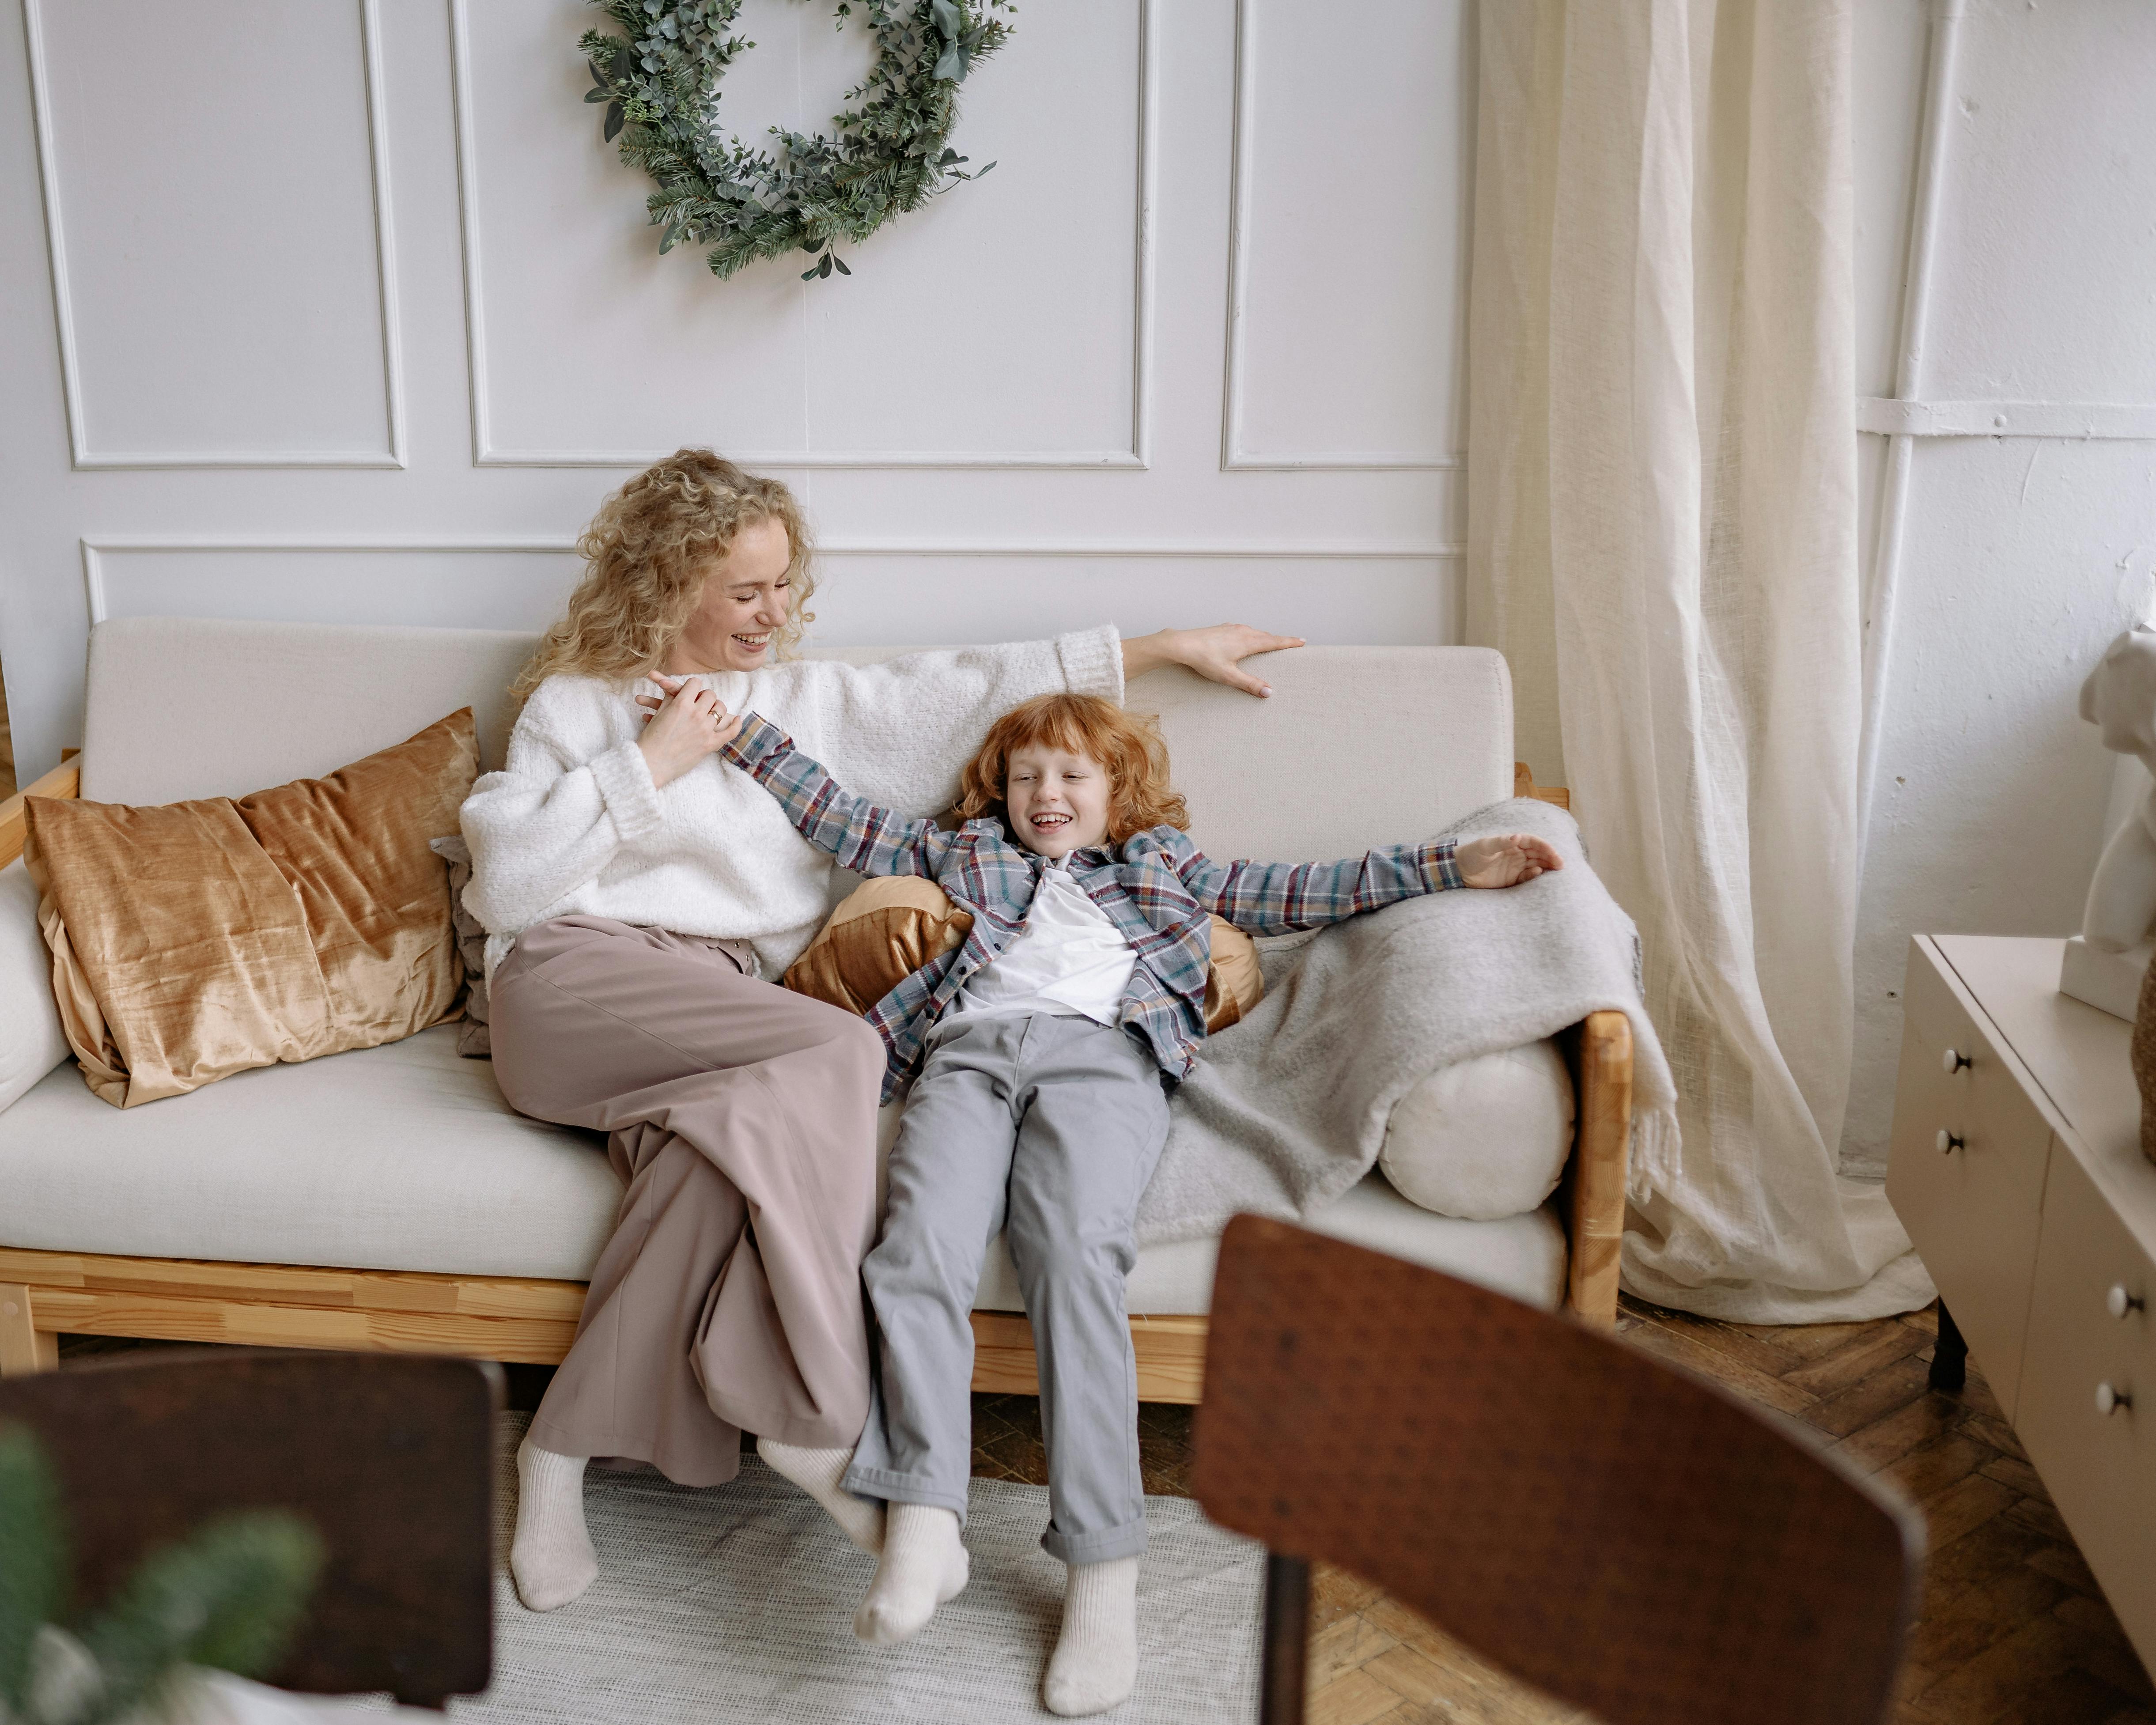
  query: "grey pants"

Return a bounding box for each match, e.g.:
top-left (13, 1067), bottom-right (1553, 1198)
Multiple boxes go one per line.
top-left (844, 1013), bottom-right (1171, 1565)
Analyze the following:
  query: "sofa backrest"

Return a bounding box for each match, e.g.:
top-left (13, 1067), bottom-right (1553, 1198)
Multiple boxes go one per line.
top-left (80, 618), bottom-right (541, 805)
top-left (79, 620), bottom-right (1516, 859)
top-left (1124, 649), bottom-right (1513, 859)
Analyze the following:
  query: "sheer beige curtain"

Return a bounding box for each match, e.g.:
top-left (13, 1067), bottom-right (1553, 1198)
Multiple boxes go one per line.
top-left (1467, 0), bottom-right (1930, 1321)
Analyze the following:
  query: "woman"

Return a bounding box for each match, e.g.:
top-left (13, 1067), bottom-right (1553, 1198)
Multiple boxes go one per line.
top-left (461, 449), bottom-right (1298, 1614)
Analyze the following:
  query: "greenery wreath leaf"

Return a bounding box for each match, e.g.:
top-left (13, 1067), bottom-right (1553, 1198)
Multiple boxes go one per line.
top-left (579, 0), bottom-right (1013, 282)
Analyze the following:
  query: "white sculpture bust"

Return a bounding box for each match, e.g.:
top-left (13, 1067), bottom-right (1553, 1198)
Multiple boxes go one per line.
top-left (2062, 628), bottom-right (2156, 1018)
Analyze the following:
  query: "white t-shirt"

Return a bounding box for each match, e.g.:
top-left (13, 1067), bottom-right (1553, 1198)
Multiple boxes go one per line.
top-left (942, 858), bottom-right (1137, 1031)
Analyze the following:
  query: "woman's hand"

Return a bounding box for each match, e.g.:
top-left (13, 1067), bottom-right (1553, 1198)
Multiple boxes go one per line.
top-left (637, 673), bottom-right (744, 789)
top-left (1120, 625), bottom-right (1307, 698)
top-left (1455, 834), bottom-right (1565, 889)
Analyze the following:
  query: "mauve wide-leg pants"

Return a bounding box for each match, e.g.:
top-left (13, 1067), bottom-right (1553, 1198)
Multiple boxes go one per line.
top-left (489, 914), bottom-right (887, 1487)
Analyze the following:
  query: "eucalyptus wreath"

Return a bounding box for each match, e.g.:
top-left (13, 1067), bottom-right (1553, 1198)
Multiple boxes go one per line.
top-left (579, 0), bottom-right (1012, 281)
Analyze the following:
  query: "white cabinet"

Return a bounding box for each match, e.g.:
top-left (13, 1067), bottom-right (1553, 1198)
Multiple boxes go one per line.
top-left (1888, 935), bottom-right (2156, 1670)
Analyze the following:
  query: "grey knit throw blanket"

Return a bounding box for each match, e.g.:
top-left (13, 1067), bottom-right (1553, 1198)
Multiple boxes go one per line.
top-left (1136, 796), bottom-right (1679, 1246)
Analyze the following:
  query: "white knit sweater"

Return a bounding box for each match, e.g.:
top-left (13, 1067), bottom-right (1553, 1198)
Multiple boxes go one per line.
top-left (460, 628), bottom-right (1124, 980)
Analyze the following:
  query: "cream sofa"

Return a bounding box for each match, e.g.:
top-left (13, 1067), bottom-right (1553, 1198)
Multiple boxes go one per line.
top-left (0, 618), bottom-right (1630, 1392)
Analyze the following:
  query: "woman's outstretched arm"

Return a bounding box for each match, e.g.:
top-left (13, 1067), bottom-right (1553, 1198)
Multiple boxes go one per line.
top-left (1119, 624), bottom-right (1305, 697)
top-left (763, 624), bottom-right (1307, 813)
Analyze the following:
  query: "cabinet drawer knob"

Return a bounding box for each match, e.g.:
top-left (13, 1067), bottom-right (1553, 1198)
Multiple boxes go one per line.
top-left (1943, 1047), bottom-right (1972, 1075)
top-left (1936, 1130), bottom-right (1966, 1154)
top-left (2108, 1285), bottom-right (2146, 1320)
top-left (2097, 1382), bottom-right (2133, 1417)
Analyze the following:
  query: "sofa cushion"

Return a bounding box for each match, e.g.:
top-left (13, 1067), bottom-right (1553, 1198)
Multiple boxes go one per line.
top-left (81, 619), bottom-right (539, 803)
top-left (0, 1026), bottom-right (616, 1280)
top-left (0, 1022), bottom-right (1566, 1313)
top-left (0, 861), bottom-right (69, 1115)
top-left (1378, 1040), bottom-right (1575, 1220)
top-left (1124, 648), bottom-right (1513, 862)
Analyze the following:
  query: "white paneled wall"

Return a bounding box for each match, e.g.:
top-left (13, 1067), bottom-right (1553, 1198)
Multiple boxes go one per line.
top-left (0, 0), bottom-right (1469, 779)
top-left (1221, 0), bottom-right (1469, 469)
top-left (24, 0), bottom-right (403, 468)
top-left (1844, 0), bottom-right (2156, 1173)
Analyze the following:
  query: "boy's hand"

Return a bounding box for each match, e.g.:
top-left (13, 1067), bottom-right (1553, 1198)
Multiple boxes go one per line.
top-left (1455, 833), bottom-right (1565, 889)
top-left (637, 673), bottom-right (744, 788)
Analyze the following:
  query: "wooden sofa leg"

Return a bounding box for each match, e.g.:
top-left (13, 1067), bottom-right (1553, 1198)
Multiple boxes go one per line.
top-left (0, 1283), bottom-right (59, 1376)
top-left (1563, 1012), bottom-right (1633, 1330)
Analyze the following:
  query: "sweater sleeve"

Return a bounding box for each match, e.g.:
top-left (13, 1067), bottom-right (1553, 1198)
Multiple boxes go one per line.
top-left (1169, 834), bottom-right (1464, 935)
top-left (721, 713), bottom-right (956, 878)
top-left (458, 687), bottom-right (665, 937)
top-left (787, 626), bottom-right (1125, 813)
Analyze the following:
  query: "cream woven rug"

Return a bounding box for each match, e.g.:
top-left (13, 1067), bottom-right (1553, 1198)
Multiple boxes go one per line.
top-left (446, 1416), bottom-right (1264, 1724)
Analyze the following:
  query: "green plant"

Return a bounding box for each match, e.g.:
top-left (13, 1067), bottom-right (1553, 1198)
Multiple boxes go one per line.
top-left (579, 0), bottom-right (1014, 280)
top-left (0, 1425), bottom-right (323, 1725)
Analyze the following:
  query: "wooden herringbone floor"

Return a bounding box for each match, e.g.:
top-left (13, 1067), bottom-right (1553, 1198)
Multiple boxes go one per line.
top-left (63, 1288), bottom-right (2156, 1722)
top-left (977, 1295), bottom-right (2156, 1725)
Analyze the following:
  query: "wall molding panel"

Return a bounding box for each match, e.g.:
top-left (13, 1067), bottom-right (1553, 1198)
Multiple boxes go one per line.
top-left (1218, 0), bottom-right (1465, 474)
top-left (79, 537), bottom-right (570, 627)
top-left (1856, 397), bottom-right (2156, 439)
top-left (22, 0), bottom-right (408, 470)
top-left (82, 534), bottom-right (1465, 628)
top-left (448, 0), bottom-right (1158, 470)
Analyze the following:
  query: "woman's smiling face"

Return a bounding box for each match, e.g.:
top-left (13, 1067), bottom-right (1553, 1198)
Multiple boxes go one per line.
top-left (665, 514), bottom-right (794, 675)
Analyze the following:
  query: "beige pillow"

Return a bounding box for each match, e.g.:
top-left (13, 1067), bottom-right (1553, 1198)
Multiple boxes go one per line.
top-left (784, 875), bottom-right (1264, 1034)
top-left (22, 710), bottom-right (478, 1108)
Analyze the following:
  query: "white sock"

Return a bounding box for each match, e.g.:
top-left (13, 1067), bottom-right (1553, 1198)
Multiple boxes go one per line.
top-left (1044, 1557), bottom-right (1140, 1717)
top-left (510, 1439), bottom-right (598, 1612)
top-left (853, 1503), bottom-right (968, 1645)
top-left (756, 1437), bottom-right (886, 1554)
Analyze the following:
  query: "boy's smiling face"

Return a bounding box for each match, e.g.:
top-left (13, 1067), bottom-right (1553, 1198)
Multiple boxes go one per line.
top-left (1005, 742), bottom-right (1112, 859)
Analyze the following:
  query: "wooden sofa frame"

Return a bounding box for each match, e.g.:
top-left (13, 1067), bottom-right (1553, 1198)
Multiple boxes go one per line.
top-left (0, 758), bottom-right (1631, 1396)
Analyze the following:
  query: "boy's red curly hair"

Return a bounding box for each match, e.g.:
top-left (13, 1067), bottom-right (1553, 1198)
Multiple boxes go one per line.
top-left (954, 693), bottom-right (1189, 844)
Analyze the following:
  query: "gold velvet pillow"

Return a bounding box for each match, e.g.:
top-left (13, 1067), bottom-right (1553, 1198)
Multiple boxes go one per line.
top-left (783, 874), bottom-right (1265, 1034)
top-left (785, 876), bottom-right (975, 1016)
top-left (1201, 917), bottom-right (1264, 1033)
top-left (22, 710), bottom-right (478, 1108)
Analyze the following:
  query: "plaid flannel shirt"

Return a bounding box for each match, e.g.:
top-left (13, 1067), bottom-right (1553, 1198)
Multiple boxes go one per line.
top-left (722, 713), bottom-right (1463, 1100)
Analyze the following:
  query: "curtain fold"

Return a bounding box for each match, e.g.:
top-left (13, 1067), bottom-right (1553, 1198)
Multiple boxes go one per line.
top-left (1467, 0), bottom-right (1932, 1322)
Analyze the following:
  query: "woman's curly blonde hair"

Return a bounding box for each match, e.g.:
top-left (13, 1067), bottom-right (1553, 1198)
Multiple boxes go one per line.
top-left (511, 450), bottom-right (816, 702)
top-left (954, 694), bottom-right (1189, 844)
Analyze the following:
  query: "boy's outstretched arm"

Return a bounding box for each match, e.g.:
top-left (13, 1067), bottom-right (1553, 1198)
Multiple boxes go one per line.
top-left (720, 712), bottom-right (956, 878)
top-left (1173, 832), bottom-right (1561, 934)
top-left (1453, 832), bottom-right (1565, 888)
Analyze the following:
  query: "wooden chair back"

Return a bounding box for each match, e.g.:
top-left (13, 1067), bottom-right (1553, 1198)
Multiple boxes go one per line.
top-left (0, 1350), bottom-right (499, 1709)
top-left (1191, 1217), bottom-right (1923, 1725)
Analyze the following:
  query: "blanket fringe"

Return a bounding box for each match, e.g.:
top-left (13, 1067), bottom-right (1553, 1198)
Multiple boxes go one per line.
top-left (1625, 1107), bottom-right (1680, 1207)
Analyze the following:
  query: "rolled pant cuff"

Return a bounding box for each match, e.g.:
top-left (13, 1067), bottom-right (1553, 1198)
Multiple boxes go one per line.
top-left (843, 1461), bottom-right (972, 1523)
top-left (1041, 1517), bottom-right (1150, 1566)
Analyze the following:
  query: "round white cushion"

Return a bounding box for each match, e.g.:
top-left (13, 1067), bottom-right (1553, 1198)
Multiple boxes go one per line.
top-left (1378, 1040), bottom-right (1574, 1220)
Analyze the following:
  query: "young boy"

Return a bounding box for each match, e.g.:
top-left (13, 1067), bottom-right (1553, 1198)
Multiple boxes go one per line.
top-left (719, 692), bottom-right (1560, 1716)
